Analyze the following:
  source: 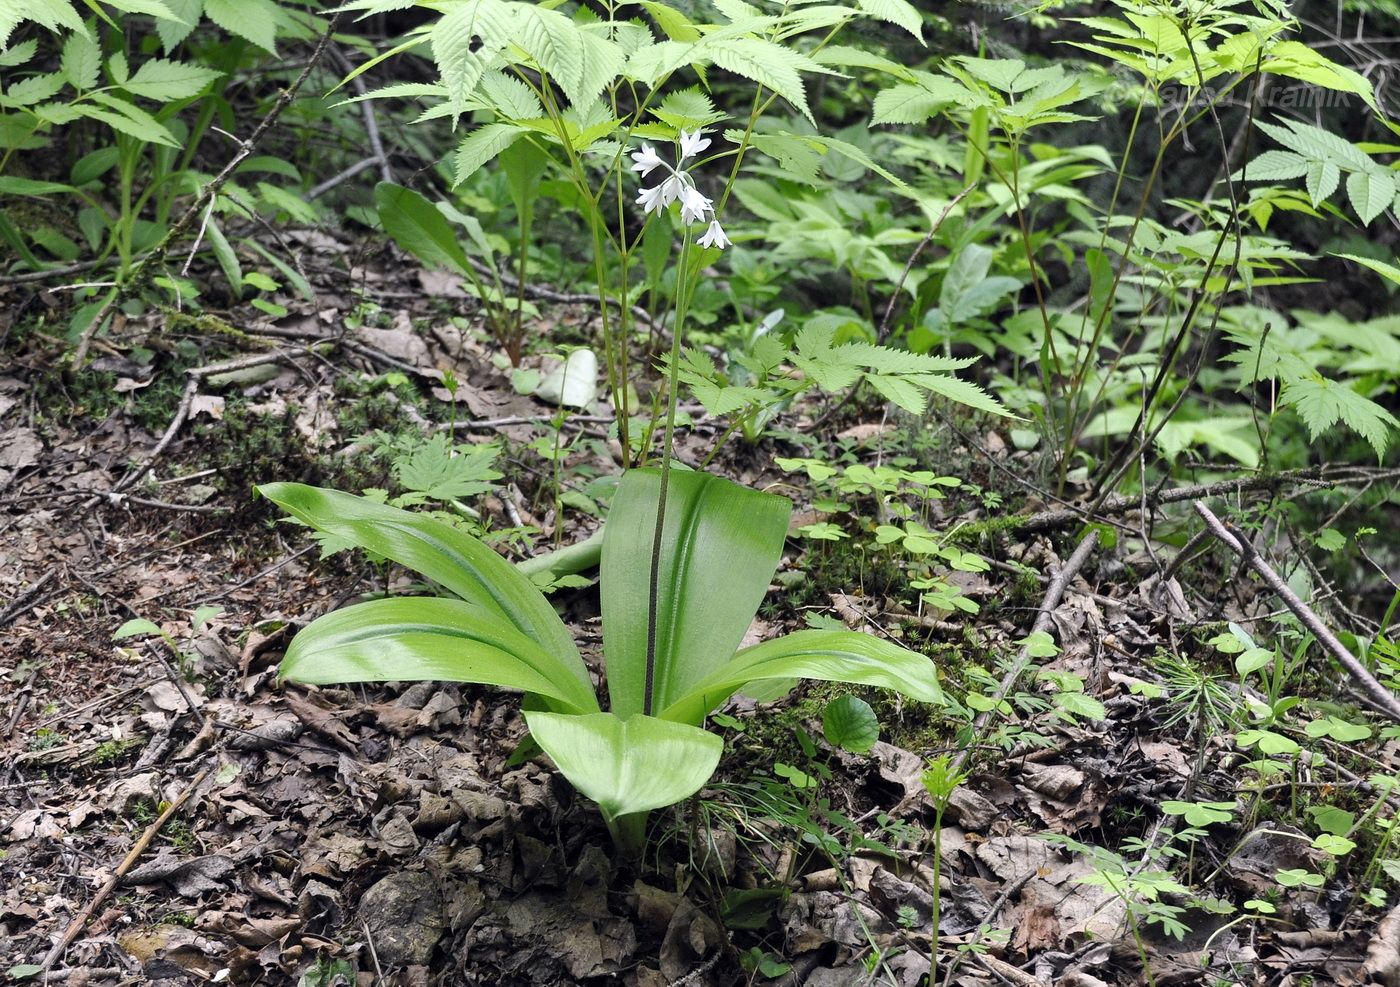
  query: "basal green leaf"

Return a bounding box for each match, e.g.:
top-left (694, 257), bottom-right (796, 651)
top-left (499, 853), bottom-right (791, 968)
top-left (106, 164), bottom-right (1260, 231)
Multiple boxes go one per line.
top-left (662, 629), bottom-right (945, 724)
top-left (257, 483), bottom-right (584, 675)
top-left (822, 694), bottom-right (880, 753)
top-left (0, 176), bottom-right (75, 196)
top-left (602, 468), bottom-right (790, 720)
top-left (525, 711), bottom-right (722, 821)
top-left (281, 597), bottom-right (600, 714)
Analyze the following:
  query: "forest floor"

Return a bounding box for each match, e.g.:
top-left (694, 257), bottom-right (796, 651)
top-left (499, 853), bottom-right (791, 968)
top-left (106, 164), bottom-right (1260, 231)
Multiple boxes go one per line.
top-left (2, 245), bottom-right (1399, 987)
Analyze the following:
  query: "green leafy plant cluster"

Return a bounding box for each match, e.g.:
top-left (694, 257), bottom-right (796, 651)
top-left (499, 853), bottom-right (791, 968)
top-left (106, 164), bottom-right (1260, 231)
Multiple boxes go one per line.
top-left (260, 468), bottom-right (946, 853)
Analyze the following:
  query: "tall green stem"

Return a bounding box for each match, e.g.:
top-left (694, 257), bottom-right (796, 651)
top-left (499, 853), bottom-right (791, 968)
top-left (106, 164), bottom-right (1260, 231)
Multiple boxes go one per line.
top-left (643, 229), bottom-right (694, 715)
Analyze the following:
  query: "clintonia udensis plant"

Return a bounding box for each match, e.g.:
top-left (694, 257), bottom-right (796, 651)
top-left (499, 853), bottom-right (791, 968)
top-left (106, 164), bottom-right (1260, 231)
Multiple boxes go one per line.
top-left (259, 467), bottom-right (946, 855)
top-left (263, 0), bottom-right (948, 857)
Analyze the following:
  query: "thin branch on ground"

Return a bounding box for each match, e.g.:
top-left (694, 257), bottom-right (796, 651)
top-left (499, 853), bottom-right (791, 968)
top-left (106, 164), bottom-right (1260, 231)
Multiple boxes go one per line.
top-left (950, 529), bottom-right (1099, 777)
top-left (39, 763), bottom-right (213, 972)
top-left (1194, 500), bottom-right (1400, 722)
top-left (1012, 466), bottom-right (1400, 535)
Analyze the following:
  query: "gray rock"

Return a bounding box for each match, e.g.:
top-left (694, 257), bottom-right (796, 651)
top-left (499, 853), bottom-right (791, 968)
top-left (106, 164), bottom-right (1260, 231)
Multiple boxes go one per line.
top-left (358, 870), bottom-right (447, 966)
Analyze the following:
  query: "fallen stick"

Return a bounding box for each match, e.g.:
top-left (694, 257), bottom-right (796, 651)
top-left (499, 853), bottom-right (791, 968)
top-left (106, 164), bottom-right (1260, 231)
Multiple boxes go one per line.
top-left (39, 764), bottom-right (212, 972)
top-left (1194, 501), bottom-right (1400, 722)
top-left (950, 529), bottom-right (1099, 776)
top-left (1010, 466), bottom-right (1400, 536)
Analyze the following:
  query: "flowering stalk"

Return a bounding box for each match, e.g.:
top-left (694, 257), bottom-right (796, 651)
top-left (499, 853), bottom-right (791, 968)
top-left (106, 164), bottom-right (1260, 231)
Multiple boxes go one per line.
top-left (632, 129), bottom-right (730, 251)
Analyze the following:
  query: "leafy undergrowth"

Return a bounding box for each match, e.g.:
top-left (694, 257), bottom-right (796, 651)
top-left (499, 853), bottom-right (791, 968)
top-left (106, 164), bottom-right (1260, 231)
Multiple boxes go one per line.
top-left (4, 281), bottom-right (1400, 987)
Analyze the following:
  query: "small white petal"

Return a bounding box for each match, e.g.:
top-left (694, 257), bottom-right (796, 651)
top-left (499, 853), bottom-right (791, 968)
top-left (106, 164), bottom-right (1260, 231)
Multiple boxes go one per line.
top-left (636, 183), bottom-right (668, 215)
top-left (678, 128), bottom-right (712, 161)
top-left (679, 184), bottom-right (712, 225)
top-left (697, 219), bottom-right (731, 249)
top-left (630, 142), bottom-right (663, 177)
top-left (661, 174), bottom-right (686, 206)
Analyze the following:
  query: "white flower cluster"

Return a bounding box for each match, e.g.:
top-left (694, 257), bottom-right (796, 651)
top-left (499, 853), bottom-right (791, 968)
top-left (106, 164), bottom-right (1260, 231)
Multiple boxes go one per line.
top-left (631, 128), bottom-right (730, 249)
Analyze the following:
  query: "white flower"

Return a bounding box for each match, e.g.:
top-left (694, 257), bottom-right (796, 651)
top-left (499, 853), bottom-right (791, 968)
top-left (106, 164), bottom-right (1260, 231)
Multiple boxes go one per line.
top-left (697, 219), bottom-right (731, 249)
top-left (661, 173), bottom-right (686, 206)
top-left (630, 142), bottom-right (663, 177)
top-left (678, 128), bottom-right (712, 161)
top-left (679, 184), bottom-right (712, 225)
top-left (636, 183), bottom-right (669, 215)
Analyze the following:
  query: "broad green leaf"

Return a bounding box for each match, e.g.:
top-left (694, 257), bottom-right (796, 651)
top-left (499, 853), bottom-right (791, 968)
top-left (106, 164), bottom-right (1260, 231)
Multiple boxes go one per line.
top-left (256, 483), bottom-right (584, 676)
top-left (525, 711), bottom-right (722, 822)
top-left (61, 32), bottom-right (101, 90)
top-left (121, 58), bottom-right (221, 100)
top-left (662, 629), bottom-right (945, 724)
top-left (204, 0), bottom-right (277, 53)
top-left (602, 468), bottom-right (790, 720)
top-left (855, 0), bottom-right (923, 41)
top-left (432, 0), bottom-right (513, 114)
top-left (453, 122), bottom-right (526, 186)
top-left (280, 597), bottom-right (599, 714)
top-left (1279, 375), bottom-right (1399, 460)
top-left (1304, 715), bottom-right (1372, 742)
top-left (114, 618), bottom-right (165, 640)
top-left (373, 182), bottom-right (472, 276)
top-left (822, 695), bottom-right (880, 753)
top-left (1346, 169), bottom-right (1394, 225)
top-left (0, 176), bottom-right (75, 196)
top-left (1237, 728), bottom-right (1301, 756)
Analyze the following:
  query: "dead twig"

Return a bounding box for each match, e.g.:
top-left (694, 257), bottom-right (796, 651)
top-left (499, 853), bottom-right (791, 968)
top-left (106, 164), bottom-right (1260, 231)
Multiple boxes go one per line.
top-left (1193, 501), bottom-right (1400, 722)
top-left (1007, 466), bottom-right (1400, 536)
top-left (0, 571), bottom-right (56, 629)
top-left (39, 764), bottom-right (213, 972)
top-left (664, 949), bottom-right (723, 987)
top-left (950, 530), bottom-right (1099, 776)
